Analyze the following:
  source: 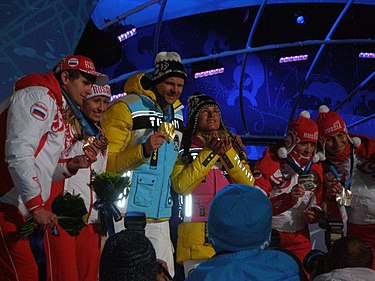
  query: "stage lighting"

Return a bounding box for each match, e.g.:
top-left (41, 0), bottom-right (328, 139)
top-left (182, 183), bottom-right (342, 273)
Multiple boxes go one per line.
top-left (106, 23), bottom-right (137, 43)
top-left (359, 52), bottom-right (375, 58)
top-left (191, 60), bottom-right (225, 79)
top-left (279, 54), bottom-right (308, 63)
top-left (116, 25), bottom-right (137, 42)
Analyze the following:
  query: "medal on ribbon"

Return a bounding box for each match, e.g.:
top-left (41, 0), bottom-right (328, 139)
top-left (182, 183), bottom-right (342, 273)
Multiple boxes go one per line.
top-left (336, 188), bottom-right (352, 206)
top-left (158, 105), bottom-right (175, 141)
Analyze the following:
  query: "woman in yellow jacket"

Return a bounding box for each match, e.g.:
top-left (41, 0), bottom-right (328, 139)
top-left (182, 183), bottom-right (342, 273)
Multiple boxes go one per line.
top-left (170, 93), bottom-right (254, 277)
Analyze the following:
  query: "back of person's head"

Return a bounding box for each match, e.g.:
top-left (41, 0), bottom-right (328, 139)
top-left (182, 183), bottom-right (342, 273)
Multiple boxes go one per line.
top-left (326, 236), bottom-right (373, 271)
top-left (208, 184), bottom-right (272, 253)
top-left (99, 230), bottom-right (158, 281)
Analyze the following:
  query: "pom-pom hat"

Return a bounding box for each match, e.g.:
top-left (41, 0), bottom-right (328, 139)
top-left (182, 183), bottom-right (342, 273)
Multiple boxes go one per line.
top-left (315, 105), bottom-right (360, 160)
top-left (208, 184), bottom-right (272, 252)
top-left (53, 55), bottom-right (108, 86)
top-left (152, 51), bottom-right (187, 85)
top-left (278, 111), bottom-right (319, 161)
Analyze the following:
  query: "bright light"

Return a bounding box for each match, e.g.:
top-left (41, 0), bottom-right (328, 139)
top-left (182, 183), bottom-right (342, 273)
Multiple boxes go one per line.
top-left (194, 67), bottom-right (225, 79)
top-left (185, 194), bottom-right (192, 218)
top-left (359, 52), bottom-right (375, 58)
top-left (279, 54), bottom-right (308, 63)
top-left (110, 92), bottom-right (127, 102)
top-left (296, 15), bottom-right (305, 24)
top-left (117, 27), bottom-right (137, 42)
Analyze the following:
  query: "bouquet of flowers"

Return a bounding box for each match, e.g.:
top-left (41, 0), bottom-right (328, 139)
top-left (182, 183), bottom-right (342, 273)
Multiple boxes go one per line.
top-left (88, 171), bottom-right (130, 236)
top-left (18, 192), bottom-right (88, 239)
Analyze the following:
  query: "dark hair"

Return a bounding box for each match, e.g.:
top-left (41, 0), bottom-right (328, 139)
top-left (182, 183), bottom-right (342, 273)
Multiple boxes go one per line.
top-left (99, 230), bottom-right (158, 281)
top-left (54, 69), bottom-right (96, 84)
top-left (326, 236), bottom-right (373, 270)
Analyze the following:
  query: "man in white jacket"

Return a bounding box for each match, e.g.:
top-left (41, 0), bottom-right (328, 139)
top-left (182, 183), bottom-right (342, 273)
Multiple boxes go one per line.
top-left (0, 55), bottom-right (108, 281)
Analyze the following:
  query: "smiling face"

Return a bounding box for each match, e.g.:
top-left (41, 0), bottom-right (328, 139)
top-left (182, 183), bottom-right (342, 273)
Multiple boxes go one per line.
top-left (293, 142), bottom-right (316, 158)
top-left (60, 71), bottom-right (95, 107)
top-left (81, 95), bottom-right (110, 123)
top-left (325, 132), bottom-right (349, 155)
top-left (155, 76), bottom-right (185, 108)
top-left (197, 105), bottom-right (221, 133)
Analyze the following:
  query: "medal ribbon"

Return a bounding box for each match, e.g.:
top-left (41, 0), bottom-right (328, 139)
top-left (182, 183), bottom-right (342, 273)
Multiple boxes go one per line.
top-left (61, 88), bottom-right (101, 138)
top-left (326, 144), bottom-right (354, 190)
top-left (163, 105), bottom-right (174, 123)
top-left (285, 156), bottom-right (312, 175)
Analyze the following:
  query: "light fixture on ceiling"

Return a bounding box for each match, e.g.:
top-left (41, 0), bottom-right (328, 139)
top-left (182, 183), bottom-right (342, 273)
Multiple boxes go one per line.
top-left (116, 24), bottom-right (137, 43)
top-left (279, 54), bottom-right (308, 63)
top-left (105, 21), bottom-right (137, 43)
top-left (294, 11), bottom-right (306, 25)
top-left (191, 60), bottom-right (225, 79)
top-left (359, 52), bottom-right (375, 59)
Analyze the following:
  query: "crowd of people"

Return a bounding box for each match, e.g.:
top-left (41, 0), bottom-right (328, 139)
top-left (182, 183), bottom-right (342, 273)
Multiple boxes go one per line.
top-left (0, 51), bottom-right (374, 281)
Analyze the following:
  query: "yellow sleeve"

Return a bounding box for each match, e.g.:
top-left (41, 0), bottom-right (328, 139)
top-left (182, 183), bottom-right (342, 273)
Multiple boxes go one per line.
top-left (219, 147), bottom-right (255, 185)
top-left (171, 147), bottom-right (219, 195)
top-left (101, 101), bottom-right (148, 173)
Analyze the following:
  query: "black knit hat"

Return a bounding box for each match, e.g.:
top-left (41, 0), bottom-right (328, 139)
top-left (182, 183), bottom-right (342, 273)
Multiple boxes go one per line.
top-left (99, 230), bottom-right (158, 281)
top-left (187, 92), bottom-right (222, 134)
top-left (152, 51), bottom-right (187, 85)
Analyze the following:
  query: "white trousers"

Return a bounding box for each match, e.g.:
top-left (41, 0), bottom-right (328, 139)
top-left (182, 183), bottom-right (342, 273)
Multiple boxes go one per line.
top-left (145, 220), bottom-right (175, 277)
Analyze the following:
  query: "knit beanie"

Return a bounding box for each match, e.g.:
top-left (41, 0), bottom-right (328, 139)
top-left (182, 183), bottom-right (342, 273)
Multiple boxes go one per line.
top-left (152, 51), bottom-right (186, 85)
top-left (86, 84), bottom-right (111, 100)
top-left (278, 111), bottom-right (319, 161)
top-left (187, 92), bottom-right (223, 134)
top-left (99, 230), bottom-right (158, 281)
top-left (208, 184), bottom-right (272, 252)
top-left (315, 105), bottom-right (360, 160)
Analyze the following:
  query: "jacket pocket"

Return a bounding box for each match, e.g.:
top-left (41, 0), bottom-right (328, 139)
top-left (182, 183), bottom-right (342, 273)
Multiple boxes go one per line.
top-left (133, 173), bottom-right (157, 207)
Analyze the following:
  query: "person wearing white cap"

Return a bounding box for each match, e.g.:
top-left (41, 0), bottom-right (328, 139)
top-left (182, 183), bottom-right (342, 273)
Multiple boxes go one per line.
top-left (253, 111), bottom-right (324, 267)
top-left (0, 55), bottom-right (108, 281)
top-left (316, 105), bottom-right (375, 270)
top-left (102, 51), bottom-right (187, 277)
top-left (44, 84), bottom-right (111, 281)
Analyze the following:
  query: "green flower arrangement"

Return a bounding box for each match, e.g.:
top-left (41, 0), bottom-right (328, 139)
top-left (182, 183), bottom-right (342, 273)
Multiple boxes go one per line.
top-left (18, 192), bottom-right (88, 239)
top-left (89, 171), bottom-right (130, 236)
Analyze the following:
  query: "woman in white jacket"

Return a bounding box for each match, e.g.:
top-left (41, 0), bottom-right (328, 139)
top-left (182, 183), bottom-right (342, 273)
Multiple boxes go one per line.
top-left (45, 84), bottom-right (111, 281)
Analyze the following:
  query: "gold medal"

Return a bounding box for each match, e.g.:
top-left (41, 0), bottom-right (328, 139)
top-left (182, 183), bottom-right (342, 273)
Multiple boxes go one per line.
top-left (336, 189), bottom-right (352, 206)
top-left (158, 122), bottom-right (175, 141)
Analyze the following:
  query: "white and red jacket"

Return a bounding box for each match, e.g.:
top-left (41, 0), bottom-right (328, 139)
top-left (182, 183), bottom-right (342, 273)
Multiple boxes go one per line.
top-left (324, 135), bottom-right (375, 225)
top-left (63, 137), bottom-right (108, 224)
top-left (254, 145), bottom-right (324, 232)
top-left (0, 72), bottom-right (74, 216)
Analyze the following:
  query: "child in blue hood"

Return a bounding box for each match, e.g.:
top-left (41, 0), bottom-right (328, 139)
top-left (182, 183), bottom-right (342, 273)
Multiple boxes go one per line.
top-left (186, 184), bottom-right (302, 281)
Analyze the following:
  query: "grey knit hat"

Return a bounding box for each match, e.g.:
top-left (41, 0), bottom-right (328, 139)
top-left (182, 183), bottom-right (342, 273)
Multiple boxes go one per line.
top-left (99, 230), bottom-right (158, 281)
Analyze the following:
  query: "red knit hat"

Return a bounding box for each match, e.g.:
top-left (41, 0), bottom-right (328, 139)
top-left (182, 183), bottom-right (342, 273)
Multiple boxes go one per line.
top-left (278, 111), bottom-right (319, 160)
top-left (315, 105), bottom-right (360, 160)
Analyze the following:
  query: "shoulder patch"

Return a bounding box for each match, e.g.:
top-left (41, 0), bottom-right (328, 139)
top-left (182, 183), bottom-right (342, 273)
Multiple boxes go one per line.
top-left (30, 102), bottom-right (48, 121)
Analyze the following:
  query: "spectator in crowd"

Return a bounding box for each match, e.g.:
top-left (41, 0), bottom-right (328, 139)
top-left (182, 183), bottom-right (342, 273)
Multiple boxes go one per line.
top-left (313, 236), bottom-right (375, 281)
top-left (0, 55), bottom-right (107, 281)
top-left (315, 105), bottom-right (375, 270)
top-left (186, 184), bottom-right (301, 281)
top-left (100, 230), bottom-right (172, 281)
top-left (102, 51), bottom-right (187, 277)
top-left (45, 84), bottom-right (111, 281)
top-left (170, 93), bottom-right (254, 277)
top-left (253, 111), bottom-right (324, 266)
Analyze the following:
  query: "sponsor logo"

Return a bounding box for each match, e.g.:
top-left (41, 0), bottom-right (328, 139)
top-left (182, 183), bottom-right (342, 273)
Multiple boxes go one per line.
top-left (30, 102), bottom-right (48, 121)
top-left (303, 131), bottom-right (318, 140)
top-left (324, 120), bottom-right (342, 135)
